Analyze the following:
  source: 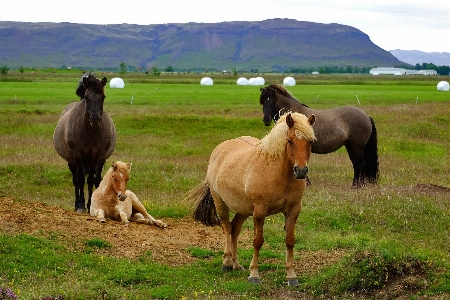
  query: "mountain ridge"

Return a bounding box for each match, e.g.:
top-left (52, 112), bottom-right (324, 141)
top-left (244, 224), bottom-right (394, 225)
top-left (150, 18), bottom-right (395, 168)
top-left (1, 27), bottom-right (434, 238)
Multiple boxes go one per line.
top-left (389, 49), bottom-right (450, 67)
top-left (0, 18), bottom-right (406, 71)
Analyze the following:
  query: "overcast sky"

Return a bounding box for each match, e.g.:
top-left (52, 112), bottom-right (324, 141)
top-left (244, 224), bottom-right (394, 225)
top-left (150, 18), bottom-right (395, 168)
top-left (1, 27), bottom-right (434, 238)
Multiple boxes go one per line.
top-left (1, 0), bottom-right (449, 53)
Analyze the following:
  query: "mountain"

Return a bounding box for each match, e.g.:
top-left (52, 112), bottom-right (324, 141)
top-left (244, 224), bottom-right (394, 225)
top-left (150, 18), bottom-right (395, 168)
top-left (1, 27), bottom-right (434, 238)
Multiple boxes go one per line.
top-left (0, 19), bottom-right (406, 72)
top-left (390, 49), bottom-right (450, 66)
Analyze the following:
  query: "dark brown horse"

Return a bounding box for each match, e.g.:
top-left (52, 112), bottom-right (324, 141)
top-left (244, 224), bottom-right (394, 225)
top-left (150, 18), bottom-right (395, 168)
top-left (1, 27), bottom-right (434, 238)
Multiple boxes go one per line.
top-left (259, 84), bottom-right (379, 187)
top-left (53, 74), bottom-right (116, 212)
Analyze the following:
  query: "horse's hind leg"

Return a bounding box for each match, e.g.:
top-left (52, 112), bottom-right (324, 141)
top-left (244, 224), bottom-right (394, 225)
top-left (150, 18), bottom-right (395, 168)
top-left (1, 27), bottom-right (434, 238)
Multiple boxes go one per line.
top-left (128, 191), bottom-right (167, 228)
top-left (210, 190), bottom-right (234, 272)
top-left (230, 213), bottom-right (247, 271)
top-left (248, 214), bottom-right (265, 284)
top-left (344, 143), bottom-right (363, 188)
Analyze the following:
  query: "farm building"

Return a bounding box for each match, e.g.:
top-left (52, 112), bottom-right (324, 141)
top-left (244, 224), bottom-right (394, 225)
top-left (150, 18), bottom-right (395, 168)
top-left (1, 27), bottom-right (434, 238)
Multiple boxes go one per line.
top-left (370, 68), bottom-right (407, 75)
top-left (417, 70), bottom-right (437, 75)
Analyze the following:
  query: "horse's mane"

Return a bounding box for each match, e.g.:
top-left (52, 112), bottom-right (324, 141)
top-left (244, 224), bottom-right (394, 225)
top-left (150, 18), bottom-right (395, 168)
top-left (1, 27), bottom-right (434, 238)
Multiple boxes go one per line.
top-left (259, 84), bottom-right (309, 108)
top-left (257, 112), bottom-right (316, 160)
top-left (75, 73), bottom-right (105, 99)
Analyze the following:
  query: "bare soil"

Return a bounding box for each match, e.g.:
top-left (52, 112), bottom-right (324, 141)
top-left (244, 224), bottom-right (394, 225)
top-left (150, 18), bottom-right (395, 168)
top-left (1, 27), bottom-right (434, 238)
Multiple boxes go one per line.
top-left (1, 196), bottom-right (447, 299)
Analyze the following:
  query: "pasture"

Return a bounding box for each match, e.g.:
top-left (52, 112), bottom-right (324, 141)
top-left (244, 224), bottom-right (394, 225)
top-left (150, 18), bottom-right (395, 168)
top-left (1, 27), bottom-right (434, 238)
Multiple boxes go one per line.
top-left (0, 72), bottom-right (449, 299)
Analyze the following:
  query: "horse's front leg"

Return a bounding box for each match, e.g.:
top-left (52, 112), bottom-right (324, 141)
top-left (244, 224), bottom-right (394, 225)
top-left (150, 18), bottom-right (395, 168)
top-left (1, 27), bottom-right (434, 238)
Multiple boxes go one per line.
top-left (248, 215), bottom-right (265, 284)
top-left (87, 161), bottom-right (104, 212)
top-left (70, 163), bottom-right (86, 212)
top-left (284, 209), bottom-right (301, 286)
top-left (115, 205), bottom-right (129, 226)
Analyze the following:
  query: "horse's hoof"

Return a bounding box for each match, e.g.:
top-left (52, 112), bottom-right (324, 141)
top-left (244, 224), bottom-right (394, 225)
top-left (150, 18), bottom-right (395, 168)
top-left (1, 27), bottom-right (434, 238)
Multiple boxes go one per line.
top-left (248, 277), bottom-right (261, 285)
top-left (76, 208), bottom-right (86, 213)
top-left (222, 265), bottom-right (233, 272)
top-left (287, 278), bottom-right (299, 287)
top-left (99, 218), bottom-right (106, 223)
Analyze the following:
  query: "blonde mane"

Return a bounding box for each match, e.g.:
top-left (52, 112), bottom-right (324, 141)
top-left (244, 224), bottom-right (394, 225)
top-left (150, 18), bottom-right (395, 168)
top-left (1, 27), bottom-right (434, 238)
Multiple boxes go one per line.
top-left (257, 112), bottom-right (316, 160)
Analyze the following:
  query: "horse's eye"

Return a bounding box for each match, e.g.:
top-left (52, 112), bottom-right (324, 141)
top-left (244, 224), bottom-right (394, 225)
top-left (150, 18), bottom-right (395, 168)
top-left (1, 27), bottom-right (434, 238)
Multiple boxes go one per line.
top-left (286, 139), bottom-right (293, 145)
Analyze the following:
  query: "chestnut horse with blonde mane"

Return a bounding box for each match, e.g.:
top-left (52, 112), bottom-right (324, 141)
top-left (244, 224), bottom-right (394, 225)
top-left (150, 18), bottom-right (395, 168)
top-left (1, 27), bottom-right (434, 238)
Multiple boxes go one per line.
top-left (188, 112), bottom-right (316, 286)
top-left (90, 161), bottom-right (167, 227)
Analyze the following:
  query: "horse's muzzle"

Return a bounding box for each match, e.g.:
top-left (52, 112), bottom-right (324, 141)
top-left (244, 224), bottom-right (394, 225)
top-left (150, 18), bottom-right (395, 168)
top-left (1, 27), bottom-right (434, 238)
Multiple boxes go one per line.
top-left (293, 166), bottom-right (308, 179)
top-left (89, 117), bottom-right (101, 127)
top-left (118, 193), bottom-right (127, 201)
top-left (263, 118), bottom-right (271, 126)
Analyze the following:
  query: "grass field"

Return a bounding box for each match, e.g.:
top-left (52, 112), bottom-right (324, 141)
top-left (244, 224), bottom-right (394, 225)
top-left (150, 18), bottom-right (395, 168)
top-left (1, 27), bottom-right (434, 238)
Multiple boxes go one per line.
top-left (0, 72), bottom-right (449, 299)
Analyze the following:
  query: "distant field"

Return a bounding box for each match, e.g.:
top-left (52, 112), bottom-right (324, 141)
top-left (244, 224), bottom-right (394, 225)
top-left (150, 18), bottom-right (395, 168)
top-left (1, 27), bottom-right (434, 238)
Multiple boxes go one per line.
top-left (0, 73), bottom-right (449, 299)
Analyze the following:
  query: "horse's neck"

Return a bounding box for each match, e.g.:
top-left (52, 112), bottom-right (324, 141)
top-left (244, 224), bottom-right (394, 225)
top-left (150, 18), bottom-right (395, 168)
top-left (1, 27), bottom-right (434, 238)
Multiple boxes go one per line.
top-left (279, 96), bottom-right (310, 114)
top-left (98, 169), bottom-right (118, 200)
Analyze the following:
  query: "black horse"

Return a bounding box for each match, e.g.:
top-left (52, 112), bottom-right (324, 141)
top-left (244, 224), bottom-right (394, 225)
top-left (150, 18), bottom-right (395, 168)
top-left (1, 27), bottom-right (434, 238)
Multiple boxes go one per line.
top-left (259, 84), bottom-right (379, 188)
top-left (53, 74), bottom-right (116, 212)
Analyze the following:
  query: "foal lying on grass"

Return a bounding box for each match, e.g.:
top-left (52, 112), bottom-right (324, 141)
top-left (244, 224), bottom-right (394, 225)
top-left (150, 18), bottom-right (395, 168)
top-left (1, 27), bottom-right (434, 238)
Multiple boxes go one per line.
top-left (90, 161), bottom-right (167, 228)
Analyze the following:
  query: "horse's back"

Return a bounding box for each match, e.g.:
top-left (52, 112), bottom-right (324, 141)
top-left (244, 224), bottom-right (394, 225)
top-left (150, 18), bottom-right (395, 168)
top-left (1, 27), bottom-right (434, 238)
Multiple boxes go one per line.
top-left (306, 105), bottom-right (372, 153)
top-left (207, 137), bottom-right (258, 187)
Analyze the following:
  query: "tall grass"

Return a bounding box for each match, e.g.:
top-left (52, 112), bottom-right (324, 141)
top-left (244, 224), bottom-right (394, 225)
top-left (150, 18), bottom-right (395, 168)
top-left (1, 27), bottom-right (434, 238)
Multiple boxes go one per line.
top-left (0, 73), bottom-right (449, 298)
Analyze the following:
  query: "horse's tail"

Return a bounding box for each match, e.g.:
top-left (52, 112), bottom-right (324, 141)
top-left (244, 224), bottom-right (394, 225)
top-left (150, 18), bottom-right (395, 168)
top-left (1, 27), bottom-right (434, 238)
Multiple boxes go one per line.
top-left (188, 179), bottom-right (220, 226)
top-left (363, 116), bottom-right (380, 184)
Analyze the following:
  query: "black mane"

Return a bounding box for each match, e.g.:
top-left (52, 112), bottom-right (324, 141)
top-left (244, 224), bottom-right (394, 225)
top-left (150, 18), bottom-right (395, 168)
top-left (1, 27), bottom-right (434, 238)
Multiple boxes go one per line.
top-left (259, 84), bottom-right (309, 108)
top-left (75, 73), bottom-right (104, 99)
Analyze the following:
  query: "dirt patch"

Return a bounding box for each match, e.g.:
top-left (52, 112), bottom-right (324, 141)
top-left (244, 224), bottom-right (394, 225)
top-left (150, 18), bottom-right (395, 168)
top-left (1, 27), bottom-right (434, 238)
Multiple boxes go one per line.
top-left (415, 183), bottom-right (450, 194)
top-left (2, 197), bottom-right (446, 299)
top-left (1, 197), bottom-right (344, 272)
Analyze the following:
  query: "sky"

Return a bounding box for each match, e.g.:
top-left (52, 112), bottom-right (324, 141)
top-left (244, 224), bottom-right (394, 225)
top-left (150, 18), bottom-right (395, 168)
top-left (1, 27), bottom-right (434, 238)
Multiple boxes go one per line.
top-left (1, 0), bottom-right (449, 53)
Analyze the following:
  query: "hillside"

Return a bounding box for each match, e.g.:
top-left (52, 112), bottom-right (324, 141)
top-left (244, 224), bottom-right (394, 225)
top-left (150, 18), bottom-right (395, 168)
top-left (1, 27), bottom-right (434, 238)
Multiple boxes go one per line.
top-left (389, 49), bottom-right (450, 67)
top-left (0, 18), bottom-right (405, 72)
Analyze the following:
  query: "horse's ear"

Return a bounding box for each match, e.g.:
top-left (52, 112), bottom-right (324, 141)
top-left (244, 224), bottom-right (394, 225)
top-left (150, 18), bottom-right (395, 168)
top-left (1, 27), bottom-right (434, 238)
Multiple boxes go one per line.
top-left (82, 76), bottom-right (88, 88)
top-left (127, 162), bottom-right (132, 171)
top-left (286, 113), bottom-right (294, 128)
top-left (101, 77), bottom-right (107, 86)
top-left (112, 161), bottom-right (118, 171)
top-left (260, 87), bottom-right (263, 92)
top-left (308, 114), bottom-right (316, 126)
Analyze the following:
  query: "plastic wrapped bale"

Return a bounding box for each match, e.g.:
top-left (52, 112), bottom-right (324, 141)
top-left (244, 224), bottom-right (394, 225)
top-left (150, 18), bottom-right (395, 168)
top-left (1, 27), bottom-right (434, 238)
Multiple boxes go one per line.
top-left (237, 77), bottom-right (248, 85)
top-left (283, 77), bottom-right (296, 86)
top-left (110, 78), bottom-right (125, 88)
top-left (437, 81), bottom-right (449, 91)
top-left (200, 77), bottom-right (213, 85)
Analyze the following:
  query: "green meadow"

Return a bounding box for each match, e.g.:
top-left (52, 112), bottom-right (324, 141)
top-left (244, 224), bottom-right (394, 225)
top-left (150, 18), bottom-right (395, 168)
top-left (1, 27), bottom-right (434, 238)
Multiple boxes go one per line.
top-left (0, 72), bottom-right (449, 299)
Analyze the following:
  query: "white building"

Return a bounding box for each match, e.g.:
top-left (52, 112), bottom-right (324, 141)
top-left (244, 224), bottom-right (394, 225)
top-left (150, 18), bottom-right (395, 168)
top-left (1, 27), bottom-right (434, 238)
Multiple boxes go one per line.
top-left (370, 68), bottom-right (407, 75)
top-left (417, 70), bottom-right (437, 75)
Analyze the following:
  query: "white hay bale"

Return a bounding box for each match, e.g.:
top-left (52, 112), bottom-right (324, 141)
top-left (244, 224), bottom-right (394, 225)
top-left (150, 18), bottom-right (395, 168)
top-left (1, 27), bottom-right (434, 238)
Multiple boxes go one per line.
top-left (283, 77), bottom-right (296, 86)
top-left (437, 81), bottom-right (449, 91)
top-left (200, 77), bottom-right (213, 85)
top-left (110, 77), bottom-right (125, 88)
top-left (237, 77), bottom-right (248, 85)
